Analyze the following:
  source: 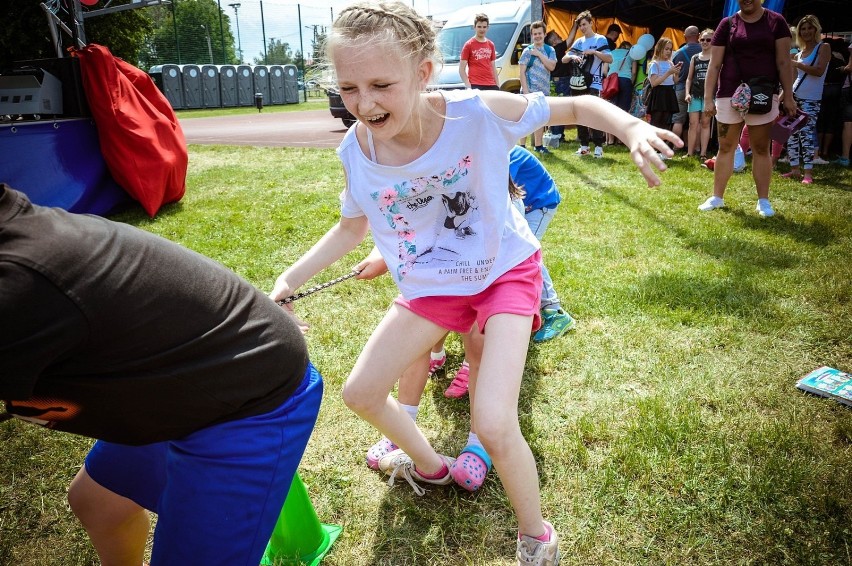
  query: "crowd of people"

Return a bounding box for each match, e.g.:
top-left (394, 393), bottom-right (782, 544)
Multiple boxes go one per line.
top-left (516, 3), bottom-right (850, 218)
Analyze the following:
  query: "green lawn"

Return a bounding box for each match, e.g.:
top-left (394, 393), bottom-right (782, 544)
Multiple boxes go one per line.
top-left (2, 139), bottom-right (851, 565)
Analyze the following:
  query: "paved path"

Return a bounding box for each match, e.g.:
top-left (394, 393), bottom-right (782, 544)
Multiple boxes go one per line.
top-left (179, 109), bottom-right (348, 149)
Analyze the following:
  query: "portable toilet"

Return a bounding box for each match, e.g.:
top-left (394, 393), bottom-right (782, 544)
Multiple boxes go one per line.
top-left (252, 65), bottom-right (271, 107)
top-left (268, 65), bottom-right (285, 105)
top-left (283, 64), bottom-right (299, 104)
top-left (180, 64), bottom-right (203, 109)
top-left (219, 65), bottom-right (238, 107)
top-left (200, 64), bottom-right (221, 108)
top-left (236, 64), bottom-right (254, 106)
top-left (148, 64), bottom-right (183, 110)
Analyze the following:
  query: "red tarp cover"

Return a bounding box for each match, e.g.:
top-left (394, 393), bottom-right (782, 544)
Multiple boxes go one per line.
top-left (75, 44), bottom-right (187, 217)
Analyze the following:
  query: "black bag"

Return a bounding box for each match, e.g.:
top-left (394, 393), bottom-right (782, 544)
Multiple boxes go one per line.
top-left (640, 77), bottom-right (653, 108)
top-left (745, 76), bottom-right (777, 115)
top-left (569, 56), bottom-right (594, 91)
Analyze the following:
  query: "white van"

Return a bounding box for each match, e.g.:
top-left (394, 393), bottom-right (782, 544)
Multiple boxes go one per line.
top-left (431, 0), bottom-right (531, 92)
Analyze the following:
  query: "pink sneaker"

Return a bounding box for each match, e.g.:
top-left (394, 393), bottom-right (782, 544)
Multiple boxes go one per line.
top-left (450, 445), bottom-right (492, 492)
top-left (366, 437), bottom-right (398, 470)
top-left (428, 353), bottom-right (446, 375)
top-left (444, 361), bottom-right (470, 398)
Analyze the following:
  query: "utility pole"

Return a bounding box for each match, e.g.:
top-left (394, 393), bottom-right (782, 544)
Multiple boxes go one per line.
top-left (201, 24), bottom-right (213, 63)
top-left (228, 3), bottom-right (242, 63)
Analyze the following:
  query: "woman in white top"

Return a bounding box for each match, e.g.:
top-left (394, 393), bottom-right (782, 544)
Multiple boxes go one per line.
top-left (780, 14), bottom-right (830, 184)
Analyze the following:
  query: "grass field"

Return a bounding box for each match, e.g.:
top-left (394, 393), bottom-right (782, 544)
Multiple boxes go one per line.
top-left (2, 137), bottom-right (851, 565)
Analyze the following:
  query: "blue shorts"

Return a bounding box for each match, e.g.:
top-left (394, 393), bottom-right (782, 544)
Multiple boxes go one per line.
top-left (84, 363), bottom-right (323, 566)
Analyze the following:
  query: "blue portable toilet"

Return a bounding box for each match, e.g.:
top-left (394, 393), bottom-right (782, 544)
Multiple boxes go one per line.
top-left (149, 64), bottom-right (183, 110)
top-left (180, 64), bottom-right (202, 109)
top-left (236, 64), bottom-right (254, 106)
top-left (253, 65), bottom-right (271, 106)
top-left (283, 64), bottom-right (299, 104)
top-left (219, 65), bottom-right (238, 107)
top-left (200, 64), bottom-right (221, 108)
top-left (269, 65), bottom-right (285, 105)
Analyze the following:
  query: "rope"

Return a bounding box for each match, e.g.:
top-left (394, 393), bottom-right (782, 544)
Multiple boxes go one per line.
top-left (276, 269), bottom-right (362, 305)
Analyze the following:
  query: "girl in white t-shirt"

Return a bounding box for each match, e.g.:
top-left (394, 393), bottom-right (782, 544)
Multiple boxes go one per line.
top-left (270, 2), bottom-right (680, 563)
top-left (646, 37), bottom-right (682, 134)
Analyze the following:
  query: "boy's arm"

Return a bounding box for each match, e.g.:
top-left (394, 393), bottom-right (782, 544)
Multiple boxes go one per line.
top-left (459, 58), bottom-right (471, 88)
top-left (270, 214), bottom-right (370, 303)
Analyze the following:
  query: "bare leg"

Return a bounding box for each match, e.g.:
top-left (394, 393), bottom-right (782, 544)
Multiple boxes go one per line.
top-left (687, 112), bottom-right (699, 155)
top-left (470, 313), bottom-right (545, 537)
top-left (68, 467), bottom-right (149, 566)
top-left (397, 352), bottom-right (430, 406)
top-left (533, 126), bottom-right (545, 148)
top-left (748, 123), bottom-right (774, 199)
top-left (700, 113), bottom-right (712, 157)
top-left (343, 304), bottom-right (449, 474)
top-left (712, 121), bottom-right (745, 199)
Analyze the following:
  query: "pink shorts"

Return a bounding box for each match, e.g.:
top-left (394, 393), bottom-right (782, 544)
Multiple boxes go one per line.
top-left (715, 95), bottom-right (780, 126)
top-left (395, 251), bottom-right (543, 334)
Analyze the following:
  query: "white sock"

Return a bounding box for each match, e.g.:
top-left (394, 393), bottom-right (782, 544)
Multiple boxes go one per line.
top-left (466, 432), bottom-right (483, 450)
top-left (430, 349), bottom-right (446, 360)
top-left (400, 403), bottom-right (419, 421)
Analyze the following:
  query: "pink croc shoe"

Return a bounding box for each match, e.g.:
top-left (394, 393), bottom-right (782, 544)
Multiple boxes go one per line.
top-left (366, 437), bottom-right (398, 470)
top-left (444, 361), bottom-right (470, 398)
top-left (450, 445), bottom-right (492, 492)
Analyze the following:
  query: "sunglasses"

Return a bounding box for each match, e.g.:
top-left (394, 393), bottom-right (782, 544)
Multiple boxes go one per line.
top-left (699, 38), bottom-right (712, 42)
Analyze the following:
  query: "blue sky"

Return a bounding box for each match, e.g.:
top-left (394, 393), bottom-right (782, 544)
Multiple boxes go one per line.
top-left (226, 0), bottom-right (503, 64)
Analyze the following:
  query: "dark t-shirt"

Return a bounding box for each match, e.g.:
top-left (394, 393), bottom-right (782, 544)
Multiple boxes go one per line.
top-left (673, 42), bottom-right (702, 90)
top-left (551, 41), bottom-right (570, 78)
top-left (0, 187), bottom-right (308, 445)
top-left (711, 9), bottom-right (791, 98)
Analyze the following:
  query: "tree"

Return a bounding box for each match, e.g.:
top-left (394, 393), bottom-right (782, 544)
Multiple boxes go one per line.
top-left (255, 39), bottom-right (297, 65)
top-left (139, 0), bottom-right (237, 68)
top-left (1, 1), bottom-right (150, 69)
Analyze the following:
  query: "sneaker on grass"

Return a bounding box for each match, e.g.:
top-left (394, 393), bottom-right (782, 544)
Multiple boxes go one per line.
top-left (593, 146), bottom-right (603, 158)
top-left (377, 449), bottom-right (455, 496)
top-left (698, 196), bottom-right (724, 211)
top-left (517, 521), bottom-right (561, 565)
top-left (428, 352), bottom-right (446, 375)
top-left (533, 309), bottom-right (575, 343)
top-left (756, 198), bottom-right (775, 218)
top-left (444, 361), bottom-right (470, 398)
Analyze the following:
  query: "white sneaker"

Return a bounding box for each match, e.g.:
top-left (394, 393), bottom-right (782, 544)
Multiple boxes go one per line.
top-left (377, 449), bottom-right (455, 496)
top-left (756, 198), bottom-right (775, 217)
top-left (517, 521), bottom-right (560, 565)
top-left (698, 196), bottom-right (725, 211)
top-left (575, 146), bottom-right (590, 156)
top-left (811, 157), bottom-right (829, 165)
top-left (594, 146), bottom-right (603, 158)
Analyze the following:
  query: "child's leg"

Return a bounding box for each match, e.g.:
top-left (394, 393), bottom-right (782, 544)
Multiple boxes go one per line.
top-left (398, 351), bottom-right (430, 406)
top-left (471, 313), bottom-right (546, 537)
top-left (343, 303), bottom-right (449, 474)
top-left (68, 467), bottom-right (150, 566)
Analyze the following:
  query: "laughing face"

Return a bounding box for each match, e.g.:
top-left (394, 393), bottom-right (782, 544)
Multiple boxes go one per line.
top-left (333, 44), bottom-right (431, 141)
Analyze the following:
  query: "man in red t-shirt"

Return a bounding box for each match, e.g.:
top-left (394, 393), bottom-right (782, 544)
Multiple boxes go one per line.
top-left (460, 13), bottom-right (500, 90)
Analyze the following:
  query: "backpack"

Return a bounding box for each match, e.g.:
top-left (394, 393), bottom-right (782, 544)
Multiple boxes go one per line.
top-left (640, 76), bottom-right (653, 107)
top-left (568, 54), bottom-right (595, 91)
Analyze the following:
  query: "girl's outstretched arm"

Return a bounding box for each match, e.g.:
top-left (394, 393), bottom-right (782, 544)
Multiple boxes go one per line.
top-left (270, 214), bottom-right (370, 303)
top-left (548, 95), bottom-right (683, 186)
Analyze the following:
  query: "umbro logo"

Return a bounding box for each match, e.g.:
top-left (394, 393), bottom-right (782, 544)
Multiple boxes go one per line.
top-left (752, 93), bottom-right (770, 103)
